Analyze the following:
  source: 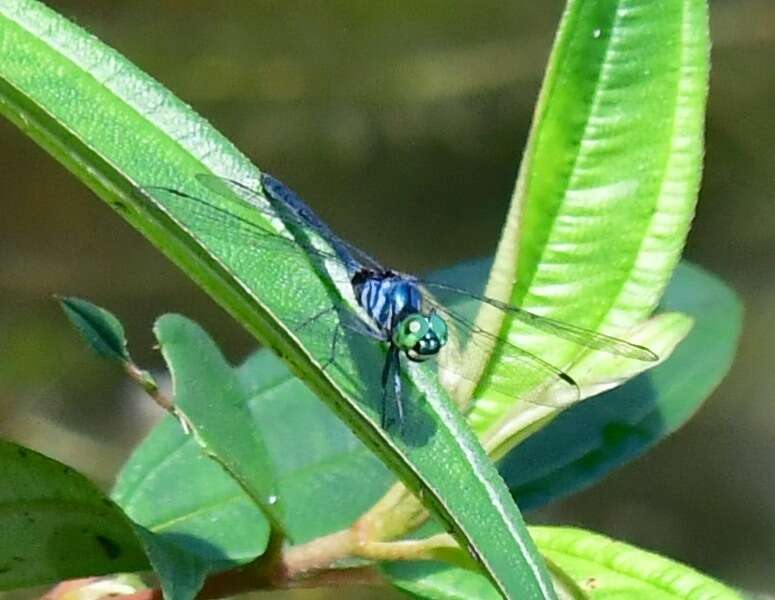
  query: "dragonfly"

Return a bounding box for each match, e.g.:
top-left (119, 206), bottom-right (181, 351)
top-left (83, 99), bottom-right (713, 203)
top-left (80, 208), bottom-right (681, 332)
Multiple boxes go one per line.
top-left (147, 172), bottom-right (658, 429)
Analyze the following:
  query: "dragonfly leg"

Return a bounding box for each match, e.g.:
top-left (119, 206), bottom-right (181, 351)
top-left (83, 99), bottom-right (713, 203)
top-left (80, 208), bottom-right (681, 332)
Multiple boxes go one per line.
top-left (319, 323), bottom-right (340, 371)
top-left (392, 350), bottom-right (404, 430)
top-left (293, 306), bottom-right (336, 333)
top-left (339, 309), bottom-right (385, 341)
top-left (379, 346), bottom-right (405, 431)
top-left (380, 345), bottom-right (397, 429)
top-left (291, 306), bottom-right (343, 371)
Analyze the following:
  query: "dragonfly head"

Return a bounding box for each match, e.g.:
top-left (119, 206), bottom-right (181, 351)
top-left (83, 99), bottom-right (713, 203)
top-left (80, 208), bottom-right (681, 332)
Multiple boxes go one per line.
top-left (393, 311), bottom-right (449, 362)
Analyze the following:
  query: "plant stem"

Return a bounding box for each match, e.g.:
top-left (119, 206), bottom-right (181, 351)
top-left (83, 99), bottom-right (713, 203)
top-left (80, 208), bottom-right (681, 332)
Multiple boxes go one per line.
top-left (353, 481), bottom-right (428, 542)
top-left (283, 529), bottom-right (357, 577)
top-left (123, 360), bottom-right (193, 433)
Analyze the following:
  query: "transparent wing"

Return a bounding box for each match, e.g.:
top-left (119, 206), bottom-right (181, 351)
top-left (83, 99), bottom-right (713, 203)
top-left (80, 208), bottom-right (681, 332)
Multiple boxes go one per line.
top-left (419, 280), bottom-right (658, 362)
top-left (142, 183), bottom-right (357, 289)
top-left (424, 297), bottom-right (581, 408)
top-left (195, 173), bottom-right (386, 274)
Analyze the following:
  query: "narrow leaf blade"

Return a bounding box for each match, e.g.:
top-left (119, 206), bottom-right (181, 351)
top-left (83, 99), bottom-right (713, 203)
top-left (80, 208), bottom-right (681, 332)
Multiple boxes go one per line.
top-left (469, 0), bottom-right (711, 434)
top-left (532, 527), bottom-right (742, 599)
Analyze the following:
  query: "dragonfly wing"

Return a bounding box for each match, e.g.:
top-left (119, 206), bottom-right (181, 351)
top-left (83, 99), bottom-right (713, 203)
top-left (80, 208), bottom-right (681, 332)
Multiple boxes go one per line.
top-left (196, 173), bottom-right (386, 274)
top-left (194, 173), bottom-right (265, 212)
top-left (142, 184), bottom-right (354, 289)
top-left (420, 280), bottom-right (658, 362)
top-left (424, 297), bottom-right (581, 408)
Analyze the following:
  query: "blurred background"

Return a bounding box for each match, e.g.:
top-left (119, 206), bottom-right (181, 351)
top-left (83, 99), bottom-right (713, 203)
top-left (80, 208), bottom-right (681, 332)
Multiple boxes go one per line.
top-left (1, 0), bottom-right (773, 596)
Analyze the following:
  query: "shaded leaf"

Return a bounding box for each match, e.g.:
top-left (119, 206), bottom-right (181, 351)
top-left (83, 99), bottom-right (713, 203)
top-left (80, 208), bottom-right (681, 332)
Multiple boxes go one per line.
top-left (384, 560), bottom-right (502, 600)
top-left (57, 296), bottom-right (129, 363)
top-left (236, 350), bottom-right (395, 543)
top-left (133, 526), bottom-right (211, 600)
top-left (0, 440), bottom-right (146, 590)
top-left (112, 416), bottom-right (271, 575)
top-left (115, 345), bottom-right (391, 550)
top-left (503, 262), bottom-right (742, 509)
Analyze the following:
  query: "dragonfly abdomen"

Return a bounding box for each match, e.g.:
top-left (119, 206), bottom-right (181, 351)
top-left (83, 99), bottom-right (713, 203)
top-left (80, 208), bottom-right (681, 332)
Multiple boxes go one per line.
top-left (261, 173), bottom-right (361, 274)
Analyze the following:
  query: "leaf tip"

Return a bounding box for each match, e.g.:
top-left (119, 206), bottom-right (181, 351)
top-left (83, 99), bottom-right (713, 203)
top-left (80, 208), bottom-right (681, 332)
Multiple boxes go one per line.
top-left (57, 295), bottom-right (130, 363)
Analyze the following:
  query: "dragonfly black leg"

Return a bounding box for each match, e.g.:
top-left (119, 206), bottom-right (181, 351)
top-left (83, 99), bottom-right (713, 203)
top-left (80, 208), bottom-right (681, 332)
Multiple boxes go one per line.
top-left (392, 348), bottom-right (404, 430)
top-left (381, 345), bottom-right (397, 429)
top-left (339, 309), bottom-right (385, 341)
top-left (379, 345), bottom-right (404, 430)
top-left (291, 307), bottom-right (341, 370)
top-left (319, 323), bottom-right (340, 371)
top-left (294, 306), bottom-right (336, 332)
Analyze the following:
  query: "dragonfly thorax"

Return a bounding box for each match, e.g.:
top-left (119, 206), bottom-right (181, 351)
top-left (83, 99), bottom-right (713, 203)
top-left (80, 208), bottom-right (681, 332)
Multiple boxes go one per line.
top-left (352, 270), bottom-right (448, 361)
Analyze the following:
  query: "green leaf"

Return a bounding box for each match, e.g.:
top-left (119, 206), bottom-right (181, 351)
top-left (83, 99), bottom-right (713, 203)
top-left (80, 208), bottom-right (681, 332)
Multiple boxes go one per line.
top-left (236, 350), bottom-right (395, 543)
top-left (531, 527), bottom-right (742, 599)
top-left (57, 296), bottom-right (129, 363)
top-left (153, 314), bottom-right (281, 528)
top-left (0, 2), bottom-right (555, 596)
top-left (113, 417), bottom-right (270, 564)
top-left (384, 559), bottom-right (588, 600)
top-left (132, 526), bottom-right (212, 600)
top-left (114, 343), bottom-right (389, 573)
top-left (385, 526), bottom-right (743, 600)
top-left (113, 318), bottom-right (274, 600)
top-left (384, 560), bottom-right (502, 600)
top-left (503, 262), bottom-right (742, 509)
top-left (482, 310), bottom-right (694, 462)
top-left (113, 418), bottom-right (273, 598)
top-left (0, 440), bottom-right (147, 590)
top-left (466, 0), bottom-right (711, 436)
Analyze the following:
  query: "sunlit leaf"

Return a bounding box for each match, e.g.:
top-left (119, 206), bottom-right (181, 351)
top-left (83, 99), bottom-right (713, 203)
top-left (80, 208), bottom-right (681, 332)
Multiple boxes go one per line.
top-left (467, 0), bottom-right (711, 439)
top-left (0, 2), bottom-right (556, 596)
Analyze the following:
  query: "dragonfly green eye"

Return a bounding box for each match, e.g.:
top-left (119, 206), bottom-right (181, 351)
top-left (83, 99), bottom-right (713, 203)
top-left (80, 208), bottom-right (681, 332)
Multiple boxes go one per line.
top-left (429, 311), bottom-right (448, 346)
top-left (394, 312), bottom-right (449, 362)
top-left (393, 315), bottom-right (428, 350)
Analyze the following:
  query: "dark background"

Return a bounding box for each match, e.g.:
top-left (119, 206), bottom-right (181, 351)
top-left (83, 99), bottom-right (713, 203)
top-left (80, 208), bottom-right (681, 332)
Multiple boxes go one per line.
top-left (1, 1), bottom-right (773, 596)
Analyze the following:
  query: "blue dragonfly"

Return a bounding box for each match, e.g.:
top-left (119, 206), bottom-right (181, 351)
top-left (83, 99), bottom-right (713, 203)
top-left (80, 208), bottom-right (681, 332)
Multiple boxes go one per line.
top-left (148, 173), bottom-right (657, 429)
